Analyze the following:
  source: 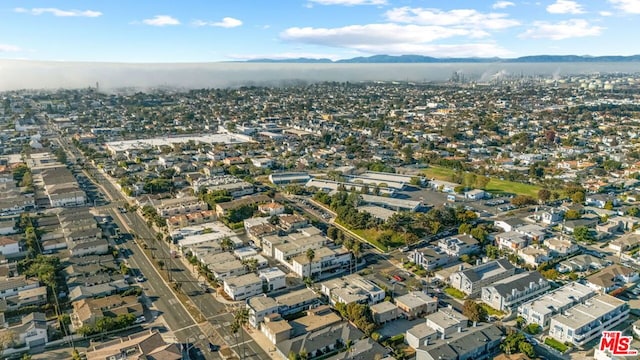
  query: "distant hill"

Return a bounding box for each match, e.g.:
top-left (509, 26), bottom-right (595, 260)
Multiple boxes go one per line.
top-left (243, 54), bottom-right (640, 63)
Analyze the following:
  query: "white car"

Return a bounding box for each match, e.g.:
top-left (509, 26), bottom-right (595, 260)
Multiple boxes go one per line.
top-left (134, 316), bottom-right (145, 324)
top-left (136, 275), bottom-right (145, 282)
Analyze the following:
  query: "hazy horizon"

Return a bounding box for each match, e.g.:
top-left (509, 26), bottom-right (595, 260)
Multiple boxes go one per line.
top-left (1, 60), bottom-right (640, 92)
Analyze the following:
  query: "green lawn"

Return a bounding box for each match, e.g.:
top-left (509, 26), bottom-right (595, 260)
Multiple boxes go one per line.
top-left (479, 303), bottom-right (505, 318)
top-left (544, 338), bottom-right (569, 353)
top-left (335, 219), bottom-right (389, 252)
top-left (444, 286), bottom-right (466, 299)
top-left (422, 166), bottom-right (541, 197)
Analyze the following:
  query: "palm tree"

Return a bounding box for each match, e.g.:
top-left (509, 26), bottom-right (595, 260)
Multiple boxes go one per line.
top-left (305, 248), bottom-right (315, 280)
top-left (352, 241), bottom-right (361, 273)
top-left (220, 237), bottom-right (234, 252)
top-left (232, 308), bottom-right (249, 359)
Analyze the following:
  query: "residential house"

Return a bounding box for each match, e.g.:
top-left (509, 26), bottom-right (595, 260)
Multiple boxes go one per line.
top-left (584, 264), bottom-right (639, 293)
top-left (517, 247), bottom-right (551, 268)
top-left (395, 291), bottom-right (438, 319)
top-left (494, 218), bottom-right (526, 233)
top-left (223, 273), bottom-right (263, 301)
top-left (370, 301), bottom-right (399, 324)
top-left (291, 246), bottom-right (351, 279)
top-left (558, 254), bottom-right (611, 273)
top-left (609, 233), bottom-right (640, 254)
top-left (320, 274), bottom-right (385, 306)
top-left (84, 330), bottom-right (181, 360)
top-left (414, 324), bottom-right (503, 360)
top-left (544, 237), bottom-right (580, 257)
top-left (71, 295), bottom-right (143, 331)
top-left (0, 237), bottom-right (20, 256)
top-left (495, 231), bottom-right (529, 252)
top-left (412, 247), bottom-right (452, 270)
top-left (425, 308), bottom-right (469, 337)
top-left (0, 275), bottom-right (39, 300)
top-left (517, 282), bottom-right (595, 328)
top-left (247, 288), bottom-right (321, 328)
top-left (0, 312), bottom-right (48, 349)
top-left (481, 272), bottom-right (550, 312)
top-left (258, 267), bottom-right (286, 293)
top-left (449, 259), bottom-right (516, 297)
top-left (437, 234), bottom-right (480, 257)
top-left (549, 294), bottom-right (629, 346)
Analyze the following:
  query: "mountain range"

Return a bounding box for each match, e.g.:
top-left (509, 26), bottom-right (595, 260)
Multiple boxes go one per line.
top-left (245, 54), bottom-right (640, 63)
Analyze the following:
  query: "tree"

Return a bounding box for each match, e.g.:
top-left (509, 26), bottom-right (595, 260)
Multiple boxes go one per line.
top-left (157, 260), bottom-right (165, 270)
top-left (0, 330), bottom-right (16, 354)
top-left (573, 226), bottom-right (593, 243)
top-left (541, 269), bottom-right (559, 280)
top-left (538, 189), bottom-right (551, 203)
top-left (220, 237), bottom-right (235, 251)
top-left (232, 308), bottom-right (249, 359)
top-left (242, 258), bottom-right (259, 273)
top-left (604, 200), bottom-right (614, 210)
top-left (571, 191), bottom-right (585, 204)
top-left (462, 300), bottom-right (486, 323)
top-left (564, 209), bottom-right (581, 220)
top-left (475, 175), bottom-right (490, 190)
top-left (458, 223), bottom-right (472, 235)
top-left (305, 248), bottom-right (315, 279)
top-left (501, 331), bottom-right (528, 356)
top-left (519, 341), bottom-right (536, 358)
top-left (511, 195), bottom-right (536, 207)
top-left (351, 241), bottom-right (362, 271)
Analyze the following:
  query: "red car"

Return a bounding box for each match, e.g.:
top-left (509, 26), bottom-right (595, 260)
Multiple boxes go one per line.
top-left (393, 275), bottom-right (405, 282)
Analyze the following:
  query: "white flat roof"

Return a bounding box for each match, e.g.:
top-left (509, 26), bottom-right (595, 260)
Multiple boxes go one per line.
top-left (106, 133), bottom-right (251, 152)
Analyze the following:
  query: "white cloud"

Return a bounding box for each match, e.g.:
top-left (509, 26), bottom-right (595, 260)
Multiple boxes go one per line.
top-left (609, 0), bottom-right (640, 14)
top-left (599, 11), bottom-right (613, 16)
top-left (385, 7), bottom-right (520, 30)
top-left (14, 7), bottom-right (102, 17)
top-left (142, 15), bottom-right (180, 26)
top-left (546, 0), bottom-right (585, 14)
top-left (520, 19), bottom-right (603, 39)
top-left (228, 52), bottom-right (345, 61)
top-left (0, 44), bottom-right (22, 52)
top-left (214, 17), bottom-right (243, 28)
top-left (307, 0), bottom-right (387, 5)
top-left (282, 24), bottom-right (478, 46)
top-left (492, 1), bottom-right (515, 9)
top-left (193, 17), bottom-right (243, 28)
top-left (280, 24), bottom-right (513, 57)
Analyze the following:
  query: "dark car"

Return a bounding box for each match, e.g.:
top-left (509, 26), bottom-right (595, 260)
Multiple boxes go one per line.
top-left (208, 343), bottom-right (220, 352)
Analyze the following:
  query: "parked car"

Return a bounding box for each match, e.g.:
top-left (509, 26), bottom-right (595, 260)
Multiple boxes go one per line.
top-left (208, 343), bottom-right (220, 352)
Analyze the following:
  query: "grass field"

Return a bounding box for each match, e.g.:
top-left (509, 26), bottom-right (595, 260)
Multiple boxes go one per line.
top-left (544, 338), bottom-right (569, 353)
top-left (422, 166), bottom-right (541, 197)
top-left (480, 303), bottom-right (506, 318)
top-left (444, 286), bottom-right (466, 299)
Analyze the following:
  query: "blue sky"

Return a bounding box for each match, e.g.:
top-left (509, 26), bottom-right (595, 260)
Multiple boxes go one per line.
top-left (1, 0), bottom-right (639, 62)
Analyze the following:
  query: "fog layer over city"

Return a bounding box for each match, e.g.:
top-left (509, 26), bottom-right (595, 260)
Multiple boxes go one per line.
top-left (1, 60), bottom-right (640, 91)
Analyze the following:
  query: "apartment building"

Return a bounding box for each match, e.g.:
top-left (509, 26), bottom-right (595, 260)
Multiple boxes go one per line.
top-left (481, 271), bottom-right (550, 312)
top-left (549, 294), bottom-right (629, 346)
top-left (449, 259), bottom-right (516, 297)
top-left (517, 282), bottom-right (595, 328)
top-left (320, 274), bottom-right (385, 306)
top-left (223, 273), bottom-right (263, 301)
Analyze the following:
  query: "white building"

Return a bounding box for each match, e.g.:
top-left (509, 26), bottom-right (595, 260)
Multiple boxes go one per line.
top-left (0, 236), bottom-right (20, 256)
top-left (223, 273), bottom-right (263, 301)
top-left (549, 294), bottom-right (629, 346)
top-left (412, 247), bottom-right (452, 270)
top-left (320, 274), bottom-right (385, 306)
top-left (437, 234), bottom-right (480, 257)
top-left (517, 282), bottom-right (595, 328)
top-left (258, 267), bottom-right (286, 293)
top-left (291, 247), bottom-right (351, 279)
